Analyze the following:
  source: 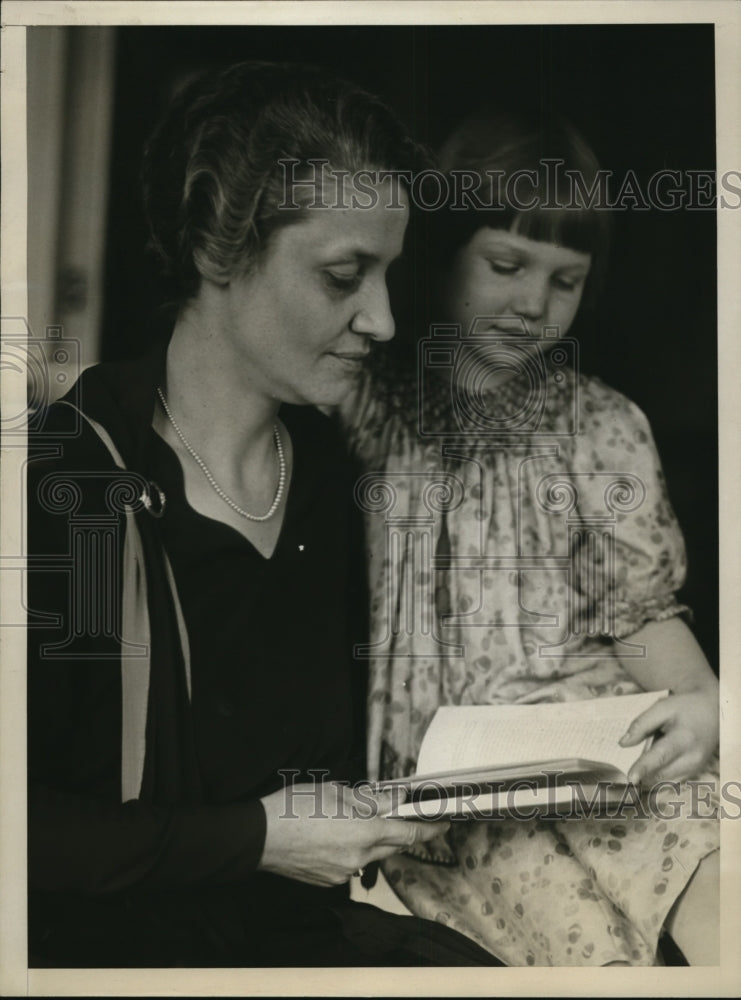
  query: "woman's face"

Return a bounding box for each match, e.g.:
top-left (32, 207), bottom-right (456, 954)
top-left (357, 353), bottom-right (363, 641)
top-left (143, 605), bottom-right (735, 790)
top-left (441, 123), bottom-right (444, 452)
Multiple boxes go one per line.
top-left (440, 226), bottom-right (592, 342)
top-left (221, 175), bottom-right (409, 408)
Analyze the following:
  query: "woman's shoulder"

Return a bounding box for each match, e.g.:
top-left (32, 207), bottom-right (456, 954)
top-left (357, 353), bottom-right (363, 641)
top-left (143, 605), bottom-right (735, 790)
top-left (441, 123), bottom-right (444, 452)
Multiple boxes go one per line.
top-left (30, 349), bottom-right (166, 466)
top-left (28, 393), bottom-right (119, 475)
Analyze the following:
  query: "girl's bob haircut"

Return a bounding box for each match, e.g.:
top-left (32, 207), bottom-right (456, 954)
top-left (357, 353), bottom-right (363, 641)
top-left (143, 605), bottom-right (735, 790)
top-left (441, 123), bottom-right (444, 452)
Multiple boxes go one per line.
top-left (426, 106), bottom-right (612, 307)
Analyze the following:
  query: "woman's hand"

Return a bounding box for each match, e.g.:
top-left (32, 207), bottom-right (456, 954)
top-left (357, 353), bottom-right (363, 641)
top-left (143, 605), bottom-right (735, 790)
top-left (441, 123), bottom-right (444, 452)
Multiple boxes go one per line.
top-left (619, 684), bottom-right (719, 785)
top-left (258, 781), bottom-right (449, 887)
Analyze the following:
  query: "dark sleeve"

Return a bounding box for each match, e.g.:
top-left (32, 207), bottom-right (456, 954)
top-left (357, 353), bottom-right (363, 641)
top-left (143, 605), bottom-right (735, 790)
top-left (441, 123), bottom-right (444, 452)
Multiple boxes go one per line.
top-left (29, 784), bottom-right (266, 895)
top-left (27, 405), bottom-right (267, 896)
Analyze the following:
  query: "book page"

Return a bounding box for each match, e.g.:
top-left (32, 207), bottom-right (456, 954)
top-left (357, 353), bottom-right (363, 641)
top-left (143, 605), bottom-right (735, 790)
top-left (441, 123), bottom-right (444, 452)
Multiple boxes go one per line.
top-left (414, 690), bottom-right (668, 779)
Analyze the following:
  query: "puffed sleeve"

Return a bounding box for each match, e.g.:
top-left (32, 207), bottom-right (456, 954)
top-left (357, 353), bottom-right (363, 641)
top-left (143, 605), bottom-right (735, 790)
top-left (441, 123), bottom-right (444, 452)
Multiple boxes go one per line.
top-left (570, 376), bottom-right (690, 639)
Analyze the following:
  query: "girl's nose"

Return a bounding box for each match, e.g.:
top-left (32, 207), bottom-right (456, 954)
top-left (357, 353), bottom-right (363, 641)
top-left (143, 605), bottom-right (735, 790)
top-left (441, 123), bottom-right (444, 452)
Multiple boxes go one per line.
top-left (511, 274), bottom-right (549, 321)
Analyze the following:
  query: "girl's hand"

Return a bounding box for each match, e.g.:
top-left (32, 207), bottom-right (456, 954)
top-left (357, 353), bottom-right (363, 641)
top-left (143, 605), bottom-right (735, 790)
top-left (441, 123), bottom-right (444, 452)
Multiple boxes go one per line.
top-left (258, 781), bottom-right (449, 887)
top-left (619, 686), bottom-right (719, 785)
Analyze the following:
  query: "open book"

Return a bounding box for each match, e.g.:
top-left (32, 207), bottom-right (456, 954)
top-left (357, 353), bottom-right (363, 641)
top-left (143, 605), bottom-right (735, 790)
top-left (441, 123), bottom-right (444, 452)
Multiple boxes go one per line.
top-left (379, 690), bottom-right (668, 819)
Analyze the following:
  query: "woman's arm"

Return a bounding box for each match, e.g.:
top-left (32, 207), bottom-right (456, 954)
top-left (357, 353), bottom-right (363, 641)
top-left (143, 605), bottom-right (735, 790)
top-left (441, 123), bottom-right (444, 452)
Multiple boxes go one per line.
top-left (26, 412), bottom-right (271, 896)
top-left (30, 780), bottom-right (448, 895)
top-left (617, 617), bottom-right (719, 784)
top-left (29, 783), bottom-right (268, 895)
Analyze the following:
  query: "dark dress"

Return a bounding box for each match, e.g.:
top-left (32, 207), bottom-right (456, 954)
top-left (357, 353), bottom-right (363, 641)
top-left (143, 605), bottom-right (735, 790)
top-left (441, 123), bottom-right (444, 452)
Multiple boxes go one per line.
top-left (26, 347), bottom-right (502, 968)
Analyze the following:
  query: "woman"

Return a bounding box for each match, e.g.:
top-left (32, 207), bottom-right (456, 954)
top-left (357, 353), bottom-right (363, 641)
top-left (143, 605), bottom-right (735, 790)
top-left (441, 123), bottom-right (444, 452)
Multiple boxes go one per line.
top-left (26, 62), bottom-right (501, 968)
top-left (343, 107), bottom-right (720, 966)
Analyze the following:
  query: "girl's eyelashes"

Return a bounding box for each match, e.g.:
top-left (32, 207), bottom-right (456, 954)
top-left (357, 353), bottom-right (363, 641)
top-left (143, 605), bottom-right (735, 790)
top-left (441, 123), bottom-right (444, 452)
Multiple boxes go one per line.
top-left (487, 257), bottom-right (586, 292)
top-left (552, 273), bottom-right (586, 292)
top-left (488, 259), bottom-right (520, 276)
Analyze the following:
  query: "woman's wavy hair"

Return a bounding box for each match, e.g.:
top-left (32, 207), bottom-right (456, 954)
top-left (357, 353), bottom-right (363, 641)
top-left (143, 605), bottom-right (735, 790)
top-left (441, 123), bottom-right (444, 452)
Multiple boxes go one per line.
top-left (142, 60), bottom-right (424, 308)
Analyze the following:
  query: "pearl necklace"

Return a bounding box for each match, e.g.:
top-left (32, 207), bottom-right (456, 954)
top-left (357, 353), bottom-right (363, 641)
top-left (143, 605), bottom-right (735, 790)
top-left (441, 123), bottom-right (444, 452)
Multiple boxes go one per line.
top-left (156, 387), bottom-right (286, 522)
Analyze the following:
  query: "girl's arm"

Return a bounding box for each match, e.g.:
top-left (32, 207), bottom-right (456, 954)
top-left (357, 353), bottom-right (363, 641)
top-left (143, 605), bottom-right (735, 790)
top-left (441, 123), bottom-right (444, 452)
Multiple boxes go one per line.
top-left (617, 616), bottom-right (719, 784)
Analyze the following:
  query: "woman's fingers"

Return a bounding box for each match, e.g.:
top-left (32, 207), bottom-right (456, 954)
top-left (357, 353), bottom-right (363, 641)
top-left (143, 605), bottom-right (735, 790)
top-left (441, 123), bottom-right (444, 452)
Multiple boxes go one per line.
top-left (375, 817), bottom-right (450, 848)
top-left (363, 820), bottom-right (452, 867)
top-left (259, 782), bottom-right (451, 887)
top-left (302, 817), bottom-right (450, 883)
top-left (349, 818), bottom-right (448, 875)
top-left (355, 785), bottom-right (406, 817)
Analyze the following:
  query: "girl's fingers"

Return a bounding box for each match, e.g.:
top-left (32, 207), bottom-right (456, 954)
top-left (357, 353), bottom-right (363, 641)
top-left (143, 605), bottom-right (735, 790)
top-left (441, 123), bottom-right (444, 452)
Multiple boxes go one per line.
top-left (627, 732), bottom-right (685, 784)
top-left (619, 697), bottom-right (674, 747)
top-left (647, 752), bottom-right (702, 784)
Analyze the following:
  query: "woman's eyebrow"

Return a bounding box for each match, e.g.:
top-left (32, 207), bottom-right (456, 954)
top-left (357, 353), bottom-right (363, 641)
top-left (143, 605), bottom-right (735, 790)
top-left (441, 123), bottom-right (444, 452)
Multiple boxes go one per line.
top-left (320, 248), bottom-right (404, 266)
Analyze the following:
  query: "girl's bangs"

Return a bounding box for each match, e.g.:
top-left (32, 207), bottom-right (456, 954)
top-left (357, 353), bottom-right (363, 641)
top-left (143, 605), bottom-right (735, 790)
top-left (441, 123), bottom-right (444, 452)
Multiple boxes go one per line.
top-left (510, 201), bottom-right (604, 256)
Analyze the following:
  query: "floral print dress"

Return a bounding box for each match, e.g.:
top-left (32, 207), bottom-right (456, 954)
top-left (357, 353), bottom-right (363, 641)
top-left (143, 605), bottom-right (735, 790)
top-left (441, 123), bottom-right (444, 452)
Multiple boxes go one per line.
top-left (342, 362), bottom-right (719, 966)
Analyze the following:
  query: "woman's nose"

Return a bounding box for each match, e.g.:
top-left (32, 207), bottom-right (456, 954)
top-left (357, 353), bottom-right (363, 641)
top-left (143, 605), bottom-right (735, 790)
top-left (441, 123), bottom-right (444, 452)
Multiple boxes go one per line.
top-left (510, 274), bottom-right (549, 321)
top-left (351, 280), bottom-right (396, 342)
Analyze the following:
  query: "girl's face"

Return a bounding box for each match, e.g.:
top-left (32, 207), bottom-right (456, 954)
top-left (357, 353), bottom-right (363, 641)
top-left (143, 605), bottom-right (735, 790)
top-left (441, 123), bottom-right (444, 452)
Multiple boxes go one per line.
top-left (440, 226), bottom-right (592, 342)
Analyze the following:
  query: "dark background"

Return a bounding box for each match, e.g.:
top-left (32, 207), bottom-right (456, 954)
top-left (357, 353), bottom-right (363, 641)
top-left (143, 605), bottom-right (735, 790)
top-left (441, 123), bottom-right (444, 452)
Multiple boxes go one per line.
top-left (100, 24), bottom-right (718, 665)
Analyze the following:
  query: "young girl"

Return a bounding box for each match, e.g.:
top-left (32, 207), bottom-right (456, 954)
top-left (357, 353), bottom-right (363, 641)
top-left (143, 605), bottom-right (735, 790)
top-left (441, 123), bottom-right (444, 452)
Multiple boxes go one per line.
top-left (342, 108), bottom-right (720, 966)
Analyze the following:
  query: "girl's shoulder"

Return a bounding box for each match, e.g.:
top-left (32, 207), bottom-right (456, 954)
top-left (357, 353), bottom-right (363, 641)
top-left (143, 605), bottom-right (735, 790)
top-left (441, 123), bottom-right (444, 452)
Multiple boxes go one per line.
top-left (340, 361), bottom-right (659, 468)
top-left (575, 372), bottom-right (654, 439)
top-left (570, 372), bottom-right (661, 477)
top-left (339, 359), bottom-right (419, 460)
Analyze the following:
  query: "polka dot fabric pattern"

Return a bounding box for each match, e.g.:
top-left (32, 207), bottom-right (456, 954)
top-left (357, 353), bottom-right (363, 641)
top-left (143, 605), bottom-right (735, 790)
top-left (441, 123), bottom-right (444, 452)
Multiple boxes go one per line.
top-left (342, 363), bottom-right (720, 965)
